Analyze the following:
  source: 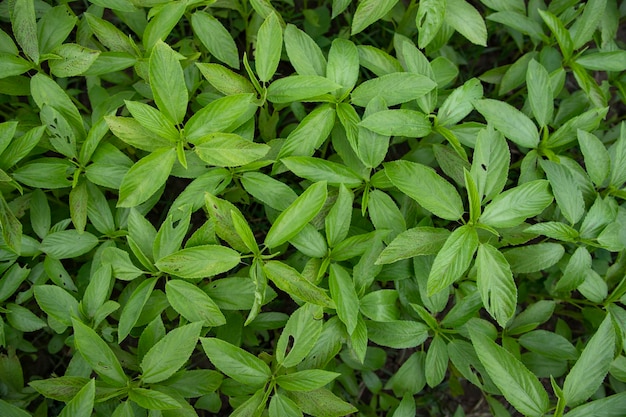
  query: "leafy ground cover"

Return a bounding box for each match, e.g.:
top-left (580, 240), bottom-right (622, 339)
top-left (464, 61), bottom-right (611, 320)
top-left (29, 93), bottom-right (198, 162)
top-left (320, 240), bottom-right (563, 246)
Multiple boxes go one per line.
top-left (1, 0), bottom-right (626, 416)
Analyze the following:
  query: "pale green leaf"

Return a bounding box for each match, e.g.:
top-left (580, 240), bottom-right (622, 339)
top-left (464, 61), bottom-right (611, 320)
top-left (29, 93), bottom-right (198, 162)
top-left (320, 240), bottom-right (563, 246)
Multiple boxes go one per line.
top-left (480, 180), bottom-right (553, 228)
top-left (474, 99), bottom-right (539, 148)
top-left (118, 148), bottom-right (176, 207)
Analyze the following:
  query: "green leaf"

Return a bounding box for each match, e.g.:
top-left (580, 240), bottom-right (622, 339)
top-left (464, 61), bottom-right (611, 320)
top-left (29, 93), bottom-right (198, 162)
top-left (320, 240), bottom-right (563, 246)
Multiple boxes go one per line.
top-left (526, 60), bottom-right (553, 127)
top-left (575, 51), bottom-right (626, 72)
top-left (476, 243), bottom-right (516, 327)
top-left (58, 378), bottom-right (95, 417)
top-left (0, 264), bottom-right (29, 303)
top-left (282, 156), bottom-right (362, 188)
top-left (264, 181), bottom-right (327, 248)
top-left (118, 148), bottom-right (176, 207)
top-left (577, 129), bottom-right (610, 187)
top-left (84, 12), bottom-right (134, 55)
top-left (480, 180), bottom-right (553, 228)
top-left (69, 181), bottom-right (87, 233)
top-left (166, 279), bottom-right (226, 326)
top-left (142, 1), bottom-right (186, 51)
top-left (351, 0), bottom-right (399, 35)
top-left (357, 45), bottom-right (403, 76)
top-left (0, 399), bottom-right (31, 417)
top-left (360, 290), bottom-right (399, 321)
top-left (201, 337), bottom-right (271, 387)
top-left (538, 9), bottom-right (574, 61)
top-left (155, 245), bottom-right (240, 279)
top-left (49, 44), bottom-right (100, 78)
top-left (128, 388), bottom-right (180, 410)
top-left (277, 104), bottom-right (336, 160)
top-left (269, 392), bottom-right (302, 417)
top-left (284, 24), bottom-right (326, 76)
top-left (570, 0), bottom-right (607, 50)
top-left (0, 53), bottom-right (32, 78)
top-left (6, 303), bottom-right (46, 332)
top-left (185, 93), bottom-right (256, 143)
top-left (326, 38), bottom-right (359, 98)
top-left (191, 11), bottom-right (239, 69)
top-left (366, 320), bottom-right (429, 349)
top-left (359, 109), bottom-right (431, 138)
top-left (329, 264), bottom-right (359, 334)
top-left (255, 11), bottom-right (283, 83)
top-left (72, 319), bottom-right (127, 386)
top-left (609, 123), bottom-right (626, 188)
top-left (277, 370), bottom-right (340, 392)
top-left (474, 99), bottom-right (539, 148)
top-left (141, 322), bottom-right (203, 384)
top-left (464, 168), bottom-right (481, 224)
top-left (194, 133), bottom-right (269, 167)
top-left (468, 320), bottom-right (550, 417)
top-left (196, 63), bottom-right (255, 95)
top-left (376, 227), bottom-right (450, 265)
top-left (40, 230), bottom-right (99, 259)
top-left (445, 0), bottom-right (487, 46)
top-left (287, 388), bottom-right (358, 417)
top-left (149, 40), bottom-right (187, 125)
top-left (105, 115), bottom-right (174, 151)
top-left (518, 330), bottom-right (578, 360)
top-left (416, 0), bottom-right (446, 49)
top-left (123, 101), bottom-right (180, 142)
top-left (563, 314), bottom-right (615, 406)
top-left (351, 73), bottom-right (437, 107)
top-left (540, 160), bottom-right (585, 224)
top-left (325, 185), bottom-right (354, 247)
top-left (427, 225), bottom-right (479, 295)
top-left (12, 158), bottom-right (73, 189)
top-left (118, 277), bottom-right (158, 343)
top-left (425, 334), bottom-right (448, 388)
top-left (0, 195), bottom-right (22, 254)
top-left (385, 160), bottom-right (464, 221)
top-left (263, 261), bottom-right (334, 308)
top-left (276, 303), bottom-right (323, 368)
top-left (34, 285), bottom-right (79, 331)
top-left (231, 208), bottom-right (259, 255)
top-left (565, 393), bottom-right (626, 417)
top-left (267, 75), bottom-right (341, 103)
top-left (11, 0), bottom-right (39, 63)
top-left (438, 78), bottom-right (483, 127)
top-left (525, 221), bottom-right (579, 243)
top-left (504, 243), bottom-right (565, 274)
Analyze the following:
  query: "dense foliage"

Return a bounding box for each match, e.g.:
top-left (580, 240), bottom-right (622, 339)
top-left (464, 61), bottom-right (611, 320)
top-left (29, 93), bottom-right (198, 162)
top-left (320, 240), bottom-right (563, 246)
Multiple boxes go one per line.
top-left (0, 0), bottom-right (626, 416)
